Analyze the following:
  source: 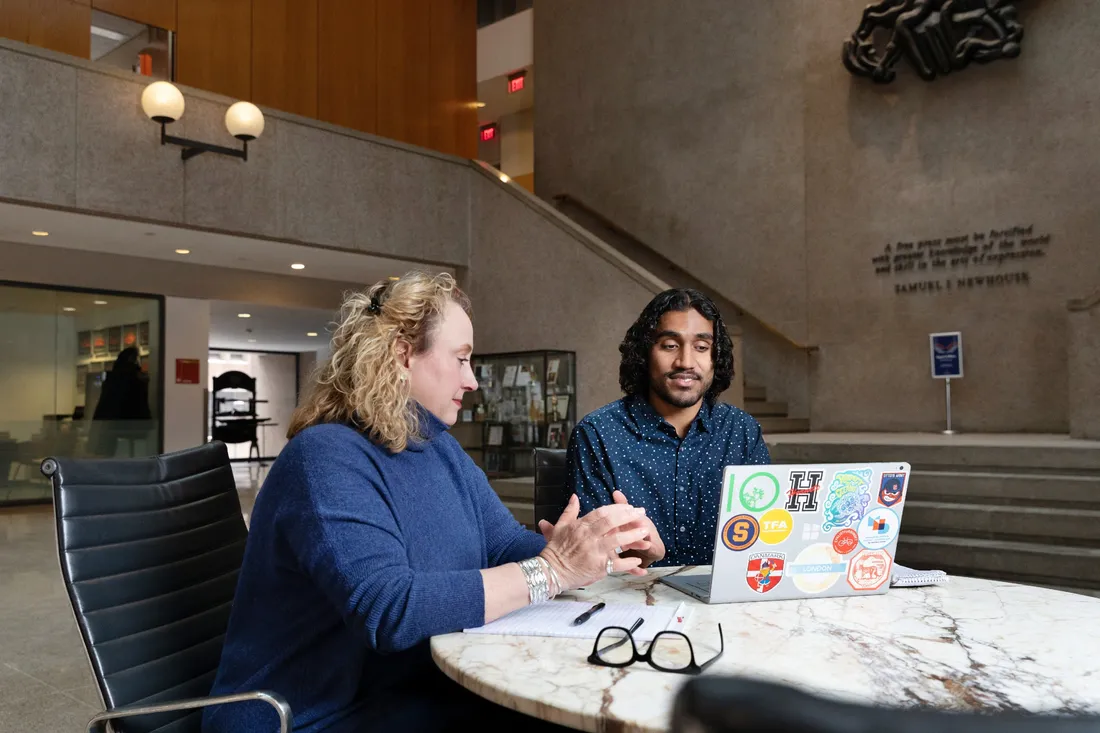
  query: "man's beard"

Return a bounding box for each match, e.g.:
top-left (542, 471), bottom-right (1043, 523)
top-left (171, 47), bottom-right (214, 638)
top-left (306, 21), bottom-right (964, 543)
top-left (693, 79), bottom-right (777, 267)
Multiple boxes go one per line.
top-left (651, 371), bottom-right (711, 408)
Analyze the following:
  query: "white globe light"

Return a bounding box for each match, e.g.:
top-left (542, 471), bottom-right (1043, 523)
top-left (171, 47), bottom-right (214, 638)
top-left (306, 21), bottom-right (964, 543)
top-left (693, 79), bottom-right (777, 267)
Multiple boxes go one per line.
top-left (225, 101), bottom-right (265, 141)
top-left (141, 81), bottom-right (185, 123)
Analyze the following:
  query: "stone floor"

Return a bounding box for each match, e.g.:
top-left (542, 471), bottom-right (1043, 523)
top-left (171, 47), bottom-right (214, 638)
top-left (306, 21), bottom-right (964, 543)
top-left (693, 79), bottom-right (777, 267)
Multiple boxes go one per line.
top-left (0, 463), bottom-right (267, 733)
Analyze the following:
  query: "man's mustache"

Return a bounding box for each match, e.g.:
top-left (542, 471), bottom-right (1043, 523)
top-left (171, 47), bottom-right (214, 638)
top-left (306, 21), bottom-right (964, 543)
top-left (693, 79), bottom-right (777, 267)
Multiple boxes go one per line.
top-left (666, 370), bottom-right (700, 380)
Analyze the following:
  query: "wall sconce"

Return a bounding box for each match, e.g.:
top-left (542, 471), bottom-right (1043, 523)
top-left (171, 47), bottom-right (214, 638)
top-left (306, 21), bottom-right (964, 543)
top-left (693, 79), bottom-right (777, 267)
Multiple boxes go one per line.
top-left (141, 81), bottom-right (264, 161)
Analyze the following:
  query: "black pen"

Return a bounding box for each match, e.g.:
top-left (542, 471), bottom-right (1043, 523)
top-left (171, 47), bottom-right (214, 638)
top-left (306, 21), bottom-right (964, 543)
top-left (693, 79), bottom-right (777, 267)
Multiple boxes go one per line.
top-left (572, 602), bottom-right (606, 626)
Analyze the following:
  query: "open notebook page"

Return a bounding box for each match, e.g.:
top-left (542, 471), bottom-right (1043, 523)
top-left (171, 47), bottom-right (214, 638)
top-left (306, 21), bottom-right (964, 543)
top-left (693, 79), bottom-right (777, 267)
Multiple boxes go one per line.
top-left (464, 601), bottom-right (689, 641)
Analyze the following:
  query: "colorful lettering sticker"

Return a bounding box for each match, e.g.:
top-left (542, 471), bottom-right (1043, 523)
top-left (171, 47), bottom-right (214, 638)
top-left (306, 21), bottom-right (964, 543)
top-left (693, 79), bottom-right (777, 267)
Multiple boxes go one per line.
top-left (857, 507), bottom-right (900, 550)
top-left (746, 552), bottom-right (785, 594)
top-left (722, 514), bottom-right (760, 551)
top-left (785, 470), bottom-right (823, 512)
top-left (847, 549), bottom-right (892, 591)
top-left (759, 508), bottom-right (794, 545)
top-left (878, 473), bottom-right (907, 508)
top-left (789, 543), bottom-right (845, 594)
top-left (821, 468), bottom-right (873, 531)
top-left (832, 528), bottom-right (859, 555)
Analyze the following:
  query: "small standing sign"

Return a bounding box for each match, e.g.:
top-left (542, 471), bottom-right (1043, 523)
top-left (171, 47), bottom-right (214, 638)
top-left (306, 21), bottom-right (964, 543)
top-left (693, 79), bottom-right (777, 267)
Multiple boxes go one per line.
top-left (929, 332), bottom-right (963, 433)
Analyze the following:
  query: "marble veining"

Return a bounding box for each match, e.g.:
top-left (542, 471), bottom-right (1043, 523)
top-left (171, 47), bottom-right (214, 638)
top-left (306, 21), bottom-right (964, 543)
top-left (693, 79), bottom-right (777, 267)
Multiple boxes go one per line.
top-left (430, 567), bottom-right (1100, 732)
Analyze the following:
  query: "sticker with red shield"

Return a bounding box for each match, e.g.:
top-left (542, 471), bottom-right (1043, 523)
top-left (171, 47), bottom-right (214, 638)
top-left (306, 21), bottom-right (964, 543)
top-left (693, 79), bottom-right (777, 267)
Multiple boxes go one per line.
top-left (846, 549), bottom-right (892, 592)
top-left (746, 552), bottom-right (785, 594)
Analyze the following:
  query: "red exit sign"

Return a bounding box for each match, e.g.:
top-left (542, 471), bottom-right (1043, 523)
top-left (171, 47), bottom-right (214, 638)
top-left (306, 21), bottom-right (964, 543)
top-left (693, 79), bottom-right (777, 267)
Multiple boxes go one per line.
top-left (507, 70), bottom-right (526, 94)
top-left (479, 123), bottom-right (498, 142)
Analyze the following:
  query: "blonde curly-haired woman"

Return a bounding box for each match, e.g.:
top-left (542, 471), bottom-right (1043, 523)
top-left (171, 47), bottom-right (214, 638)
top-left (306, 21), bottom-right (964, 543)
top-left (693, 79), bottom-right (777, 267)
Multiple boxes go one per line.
top-left (204, 272), bottom-right (651, 733)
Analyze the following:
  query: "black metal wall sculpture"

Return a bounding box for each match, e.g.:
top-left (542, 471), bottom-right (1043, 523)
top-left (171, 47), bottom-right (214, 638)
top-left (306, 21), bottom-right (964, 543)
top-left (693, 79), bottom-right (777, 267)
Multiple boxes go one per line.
top-left (843, 0), bottom-right (1023, 83)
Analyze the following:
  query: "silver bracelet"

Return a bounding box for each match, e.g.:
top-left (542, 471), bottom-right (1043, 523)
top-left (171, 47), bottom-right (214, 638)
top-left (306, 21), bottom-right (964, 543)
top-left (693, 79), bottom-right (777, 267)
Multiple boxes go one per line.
top-left (538, 556), bottom-right (564, 597)
top-left (519, 558), bottom-right (550, 604)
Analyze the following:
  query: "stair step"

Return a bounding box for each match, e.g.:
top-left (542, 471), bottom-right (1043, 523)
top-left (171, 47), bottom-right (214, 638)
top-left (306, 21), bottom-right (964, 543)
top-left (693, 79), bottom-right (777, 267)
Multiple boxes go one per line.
top-left (895, 534), bottom-right (1100, 588)
top-left (908, 470), bottom-right (1100, 507)
top-left (744, 400), bottom-right (788, 417)
top-left (758, 417), bottom-right (809, 434)
top-left (902, 501), bottom-right (1100, 546)
top-left (744, 384), bottom-right (767, 401)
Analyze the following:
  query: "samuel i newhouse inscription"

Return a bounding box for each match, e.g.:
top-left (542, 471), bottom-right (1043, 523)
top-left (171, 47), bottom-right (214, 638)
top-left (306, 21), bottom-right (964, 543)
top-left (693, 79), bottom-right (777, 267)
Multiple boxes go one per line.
top-left (870, 225), bottom-right (1051, 295)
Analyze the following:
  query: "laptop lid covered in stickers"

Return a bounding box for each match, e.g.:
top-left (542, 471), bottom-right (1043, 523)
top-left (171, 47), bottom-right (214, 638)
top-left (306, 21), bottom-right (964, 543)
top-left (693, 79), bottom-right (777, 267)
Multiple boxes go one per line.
top-left (703, 463), bottom-right (911, 604)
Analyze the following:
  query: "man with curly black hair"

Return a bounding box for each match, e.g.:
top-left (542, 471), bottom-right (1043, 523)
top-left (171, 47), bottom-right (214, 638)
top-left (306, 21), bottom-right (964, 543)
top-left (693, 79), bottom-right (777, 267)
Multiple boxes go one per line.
top-left (565, 288), bottom-right (771, 568)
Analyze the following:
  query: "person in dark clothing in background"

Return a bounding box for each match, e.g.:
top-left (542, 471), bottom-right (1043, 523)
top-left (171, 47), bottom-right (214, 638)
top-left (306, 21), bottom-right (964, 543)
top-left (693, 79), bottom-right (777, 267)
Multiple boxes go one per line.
top-left (88, 347), bottom-right (151, 456)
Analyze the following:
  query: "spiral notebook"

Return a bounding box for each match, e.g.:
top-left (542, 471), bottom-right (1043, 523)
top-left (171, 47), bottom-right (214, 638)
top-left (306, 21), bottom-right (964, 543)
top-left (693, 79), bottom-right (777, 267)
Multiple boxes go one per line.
top-left (464, 601), bottom-right (690, 641)
top-left (891, 563), bottom-right (949, 587)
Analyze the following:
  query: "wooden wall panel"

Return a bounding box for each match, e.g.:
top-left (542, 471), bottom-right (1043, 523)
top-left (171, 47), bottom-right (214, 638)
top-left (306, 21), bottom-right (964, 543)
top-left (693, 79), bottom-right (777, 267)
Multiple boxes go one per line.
top-left (28, 0), bottom-right (91, 58)
top-left (0, 0), bottom-right (31, 45)
top-left (91, 0), bottom-right (175, 30)
top-left (317, 0), bottom-right (377, 134)
top-left (428, 0), bottom-right (476, 158)
top-left (376, 0), bottom-right (430, 148)
top-left (251, 0), bottom-right (317, 118)
top-left (176, 0), bottom-right (251, 101)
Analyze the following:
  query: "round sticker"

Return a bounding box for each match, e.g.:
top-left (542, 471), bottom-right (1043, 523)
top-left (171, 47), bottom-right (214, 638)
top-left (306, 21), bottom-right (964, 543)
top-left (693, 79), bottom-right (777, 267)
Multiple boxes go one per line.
top-left (721, 514), bottom-right (760, 551)
top-left (739, 472), bottom-right (781, 512)
top-left (832, 528), bottom-right (859, 555)
top-left (759, 508), bottom-right (793, 545)
top-left (789, 543), bottom-right (845, 594)
top-left (857, 507), bottom-right (900, 550)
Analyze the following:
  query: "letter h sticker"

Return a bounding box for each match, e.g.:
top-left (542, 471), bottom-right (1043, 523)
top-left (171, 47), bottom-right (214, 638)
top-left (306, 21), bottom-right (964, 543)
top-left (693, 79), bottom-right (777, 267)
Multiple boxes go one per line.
top-left (785, 470), bottom-right (823, 512)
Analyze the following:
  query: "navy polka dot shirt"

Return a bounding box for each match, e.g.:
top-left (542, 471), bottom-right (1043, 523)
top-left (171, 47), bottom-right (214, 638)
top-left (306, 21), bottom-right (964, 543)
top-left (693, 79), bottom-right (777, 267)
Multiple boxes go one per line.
top-left (567, 394), bottom-right (771, 567)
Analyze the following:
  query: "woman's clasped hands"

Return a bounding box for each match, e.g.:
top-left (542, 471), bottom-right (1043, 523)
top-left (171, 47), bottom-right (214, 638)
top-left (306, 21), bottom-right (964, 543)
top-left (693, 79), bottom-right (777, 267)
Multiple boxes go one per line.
top-left (536, 494), bottom-right (653, 592)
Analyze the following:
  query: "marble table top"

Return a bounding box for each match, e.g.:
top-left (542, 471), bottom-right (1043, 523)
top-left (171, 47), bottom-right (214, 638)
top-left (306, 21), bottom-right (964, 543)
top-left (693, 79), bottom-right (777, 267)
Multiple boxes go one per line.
top-left (431, 567), bottom-right (1100, 732)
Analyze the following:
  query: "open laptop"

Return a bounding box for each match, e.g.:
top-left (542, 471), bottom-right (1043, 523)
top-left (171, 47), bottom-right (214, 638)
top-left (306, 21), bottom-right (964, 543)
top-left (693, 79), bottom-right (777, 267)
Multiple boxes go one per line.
top-left (660, 462), bottom-right (911, 603)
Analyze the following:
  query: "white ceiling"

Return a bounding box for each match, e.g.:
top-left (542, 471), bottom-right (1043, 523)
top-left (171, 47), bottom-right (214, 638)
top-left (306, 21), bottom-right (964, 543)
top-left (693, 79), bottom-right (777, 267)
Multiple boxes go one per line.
top-left (209, 299), bottom-right (336, 353)
top-left (0, 201), bottom-right (452, 353)
top-left (0, 201), bottom-right (450, 285)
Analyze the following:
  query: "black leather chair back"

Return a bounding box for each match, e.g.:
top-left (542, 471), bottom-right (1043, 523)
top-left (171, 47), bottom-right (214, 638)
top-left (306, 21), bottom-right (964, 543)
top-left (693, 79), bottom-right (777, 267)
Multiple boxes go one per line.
top-left (43, 442), bottom-right (246, 733)
top-left (671, 676), bottom-right (1100, 733)
top-left (533, 448), bottom-right (569, 525)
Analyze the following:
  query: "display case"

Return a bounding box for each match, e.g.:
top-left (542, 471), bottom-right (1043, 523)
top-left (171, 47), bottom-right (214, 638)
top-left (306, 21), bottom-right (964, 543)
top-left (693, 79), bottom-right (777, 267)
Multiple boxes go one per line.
top-left (452, 350), bottom-right (576, 478)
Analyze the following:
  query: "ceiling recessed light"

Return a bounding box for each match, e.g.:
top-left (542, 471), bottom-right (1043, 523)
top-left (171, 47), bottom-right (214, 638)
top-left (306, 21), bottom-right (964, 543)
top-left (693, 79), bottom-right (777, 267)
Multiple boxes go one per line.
top-left (291, 263), bottom-right (306, 270)
top-left (499, 173), bottom-right (510, 183)
top-left (93, 300), bottom-right (107, 305)
top-left (62, 307), bottom-right (76, 312)
top-left (32, 231), bottom-right (48, 237)
top-left (247, 338), bottom-right (257, 343)
top-left (237, 313), bottom-right (251, 318)
top-left (175, 248), bottom-right (190, 254)
top-left (388, 276), bottom-right (400, 281)
top-left (306, 331), bottom-right (318, 337)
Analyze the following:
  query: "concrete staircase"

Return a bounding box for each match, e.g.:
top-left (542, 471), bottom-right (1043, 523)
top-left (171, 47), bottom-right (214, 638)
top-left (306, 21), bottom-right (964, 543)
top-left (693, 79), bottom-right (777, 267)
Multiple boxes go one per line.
top-left (552, 194), bottom-right (809, 434)
top-left (744, 382), bottom-right (809, 434)
top-left (768, 435), bottom-right (1100, 596)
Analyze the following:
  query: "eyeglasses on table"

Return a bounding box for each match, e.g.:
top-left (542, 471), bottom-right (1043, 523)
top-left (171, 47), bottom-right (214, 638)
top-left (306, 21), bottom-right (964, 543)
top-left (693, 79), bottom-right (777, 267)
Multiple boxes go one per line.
top-left (587, 619), bottom-right (724, 675)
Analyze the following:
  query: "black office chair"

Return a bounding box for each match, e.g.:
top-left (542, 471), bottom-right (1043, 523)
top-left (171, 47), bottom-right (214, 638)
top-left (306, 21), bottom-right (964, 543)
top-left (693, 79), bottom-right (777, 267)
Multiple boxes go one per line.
top-left (670, 676), bottom-right (1100, 733)
top-left (533, 448), bottom-right (569, 525)
top-left (42, 442), bottom-right (291, 733)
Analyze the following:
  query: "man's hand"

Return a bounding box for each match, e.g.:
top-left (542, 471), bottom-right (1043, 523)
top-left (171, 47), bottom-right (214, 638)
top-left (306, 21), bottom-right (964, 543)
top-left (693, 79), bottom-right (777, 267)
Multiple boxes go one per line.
top-left (611, 490), bottom-right (665, 567)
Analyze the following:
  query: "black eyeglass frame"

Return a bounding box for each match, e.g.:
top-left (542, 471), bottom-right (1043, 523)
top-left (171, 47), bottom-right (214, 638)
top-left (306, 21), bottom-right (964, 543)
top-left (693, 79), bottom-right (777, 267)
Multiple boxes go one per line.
top-left (587, 622), bottom-right (724, 675)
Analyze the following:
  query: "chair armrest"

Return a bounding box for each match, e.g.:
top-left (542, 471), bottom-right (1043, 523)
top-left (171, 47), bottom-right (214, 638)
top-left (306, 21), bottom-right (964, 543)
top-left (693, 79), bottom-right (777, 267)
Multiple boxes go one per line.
top-left (86, 690), bottom-right (291, 733)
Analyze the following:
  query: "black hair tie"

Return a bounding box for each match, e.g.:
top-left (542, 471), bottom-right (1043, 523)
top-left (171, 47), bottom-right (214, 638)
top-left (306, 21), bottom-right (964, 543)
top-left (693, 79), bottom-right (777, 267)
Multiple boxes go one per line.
top-left (367, 295), bottom-right (382, 315)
